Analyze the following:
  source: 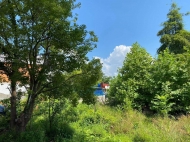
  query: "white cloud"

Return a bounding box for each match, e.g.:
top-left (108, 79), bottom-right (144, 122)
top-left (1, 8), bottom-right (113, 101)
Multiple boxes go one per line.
top-left (96, 45), bottom-right (131, 76)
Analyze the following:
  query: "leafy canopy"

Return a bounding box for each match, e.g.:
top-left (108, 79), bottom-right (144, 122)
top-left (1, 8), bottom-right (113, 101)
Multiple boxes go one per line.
top-left (0, 0), bottom-right (99, 131)
top-left (108, 43), bottom-right (153, 108)
top-left (157, 3), bottom-right (190, 54)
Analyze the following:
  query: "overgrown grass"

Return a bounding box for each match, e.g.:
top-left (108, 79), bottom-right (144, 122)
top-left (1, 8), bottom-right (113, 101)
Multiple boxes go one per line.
top-left (1, 102), bottom-right (190, 141)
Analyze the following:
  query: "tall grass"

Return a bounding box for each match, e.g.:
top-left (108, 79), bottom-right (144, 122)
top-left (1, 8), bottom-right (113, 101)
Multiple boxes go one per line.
top-left (69, 103), bottom-right (190, 142)
top-left (0, 102), bottom-right (190, 141)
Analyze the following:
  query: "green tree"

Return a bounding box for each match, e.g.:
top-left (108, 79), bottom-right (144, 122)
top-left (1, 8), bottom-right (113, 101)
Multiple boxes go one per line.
top-left (64, 58), bottom-right (103, 105)
top-left (150, 49), bottom-right (190, 115)
top-left (0, 0), bottom-right (97, 131)
top-left (157, 3), bottom-right (190, 54)
top-left (39, 58), bottom-right (102, 137)
top-left (108, 43), bottom-right (153, 110)
top-left (107, 75), bottom-right (124, 106)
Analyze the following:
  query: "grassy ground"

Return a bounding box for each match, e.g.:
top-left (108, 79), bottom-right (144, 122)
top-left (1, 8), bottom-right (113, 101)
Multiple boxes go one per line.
top-left (1, 102), bottom-right (190, 142)
top-left (66, 104), bottom-right (190, 142)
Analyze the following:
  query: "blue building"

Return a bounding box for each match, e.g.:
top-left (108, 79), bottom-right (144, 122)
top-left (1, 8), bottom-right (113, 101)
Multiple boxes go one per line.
top-left (93, 84), bottom-right (105, 96)
top-left (93, 84), bottom-right (106, 103)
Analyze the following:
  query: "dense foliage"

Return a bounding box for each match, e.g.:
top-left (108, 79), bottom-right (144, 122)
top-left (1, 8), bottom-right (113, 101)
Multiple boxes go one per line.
top-left (1, 102), bottom-right (190, 142)
top-left (108, 3), bottom-right (190, 116)
top-left (0, 0), bottom-right (99, 131)
top-left (0, 1), bottom-right (190, 141)
top-left (108, 43), bottom-right (190, 116)
top-left (157, 3), bottom-right (190, 54)
top-left (108, 43), bottom-right (153, 110)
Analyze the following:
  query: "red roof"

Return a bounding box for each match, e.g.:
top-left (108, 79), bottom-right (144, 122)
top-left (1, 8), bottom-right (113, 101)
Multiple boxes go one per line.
top-left (100, 83), bottom-right (109, 89)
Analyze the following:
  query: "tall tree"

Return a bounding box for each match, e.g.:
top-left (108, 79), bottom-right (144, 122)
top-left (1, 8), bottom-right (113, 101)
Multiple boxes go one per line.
top-left (108, 43), bottom-right (153, 109)
top-left (157, 3), bottom-right (190, 54)
top-left (0, 0), bottom-right (97, 131)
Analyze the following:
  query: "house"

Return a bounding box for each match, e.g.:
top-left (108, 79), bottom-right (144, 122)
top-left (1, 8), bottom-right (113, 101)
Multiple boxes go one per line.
top-left (93, 83), bottom-right (110, 103)
top-left (100, 83), bottom-right (110, 91)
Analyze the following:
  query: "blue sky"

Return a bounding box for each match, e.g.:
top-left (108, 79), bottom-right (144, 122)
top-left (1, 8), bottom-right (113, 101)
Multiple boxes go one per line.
top-left (74, 0), bottom-right (190, 76)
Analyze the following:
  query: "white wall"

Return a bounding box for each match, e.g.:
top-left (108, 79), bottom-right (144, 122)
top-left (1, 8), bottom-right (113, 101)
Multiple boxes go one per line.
top-left (0, 83), bottom-right (27, 100)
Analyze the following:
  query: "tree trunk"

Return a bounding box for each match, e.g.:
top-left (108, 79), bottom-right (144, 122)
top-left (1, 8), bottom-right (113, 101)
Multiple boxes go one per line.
top-left (10, 79), bottom-right (36, 132)
top-left (16, 95), bottom-right (36, 132)
top-left (10, 81), bottom-right (17, 129)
